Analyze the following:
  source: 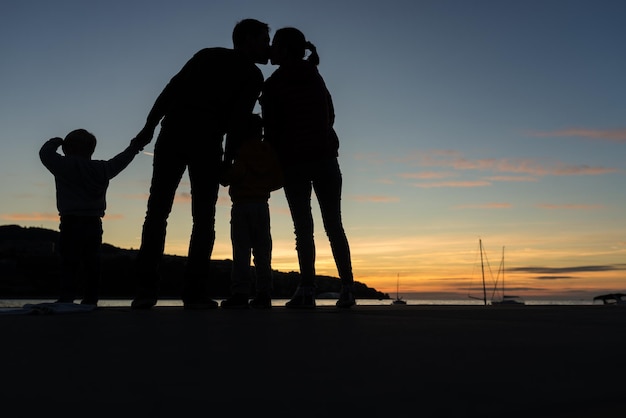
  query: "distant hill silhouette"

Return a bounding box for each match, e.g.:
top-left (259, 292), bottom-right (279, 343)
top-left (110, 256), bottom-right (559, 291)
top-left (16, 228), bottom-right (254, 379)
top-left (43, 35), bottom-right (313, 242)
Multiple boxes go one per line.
top-left (0, 224), bottom-right (389, 300)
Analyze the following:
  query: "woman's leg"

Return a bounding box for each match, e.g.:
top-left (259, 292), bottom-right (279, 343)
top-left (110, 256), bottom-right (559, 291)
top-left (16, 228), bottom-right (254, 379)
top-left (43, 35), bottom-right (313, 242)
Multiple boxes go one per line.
top-left (312, 158), bottom-right (354, 286)
top-left (283, 170), bottom-right (316, 287)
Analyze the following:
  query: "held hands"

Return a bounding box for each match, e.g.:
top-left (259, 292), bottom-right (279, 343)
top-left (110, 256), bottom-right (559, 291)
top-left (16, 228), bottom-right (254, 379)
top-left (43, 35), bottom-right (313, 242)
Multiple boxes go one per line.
top-left (130, 125), bottom-right (156, 151)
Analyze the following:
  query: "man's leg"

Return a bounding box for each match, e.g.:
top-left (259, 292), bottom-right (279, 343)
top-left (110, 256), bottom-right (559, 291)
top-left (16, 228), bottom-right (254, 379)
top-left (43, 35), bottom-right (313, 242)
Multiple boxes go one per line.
top-left (182, 152), bottom-right (221, 308)
top-left (133, 136), bottom-right (187, 308)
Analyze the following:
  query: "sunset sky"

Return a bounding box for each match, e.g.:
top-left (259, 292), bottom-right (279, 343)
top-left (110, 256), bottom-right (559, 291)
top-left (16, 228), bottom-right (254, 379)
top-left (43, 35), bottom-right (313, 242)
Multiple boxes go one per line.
top-left (1, 0), bottom-right (625, 300)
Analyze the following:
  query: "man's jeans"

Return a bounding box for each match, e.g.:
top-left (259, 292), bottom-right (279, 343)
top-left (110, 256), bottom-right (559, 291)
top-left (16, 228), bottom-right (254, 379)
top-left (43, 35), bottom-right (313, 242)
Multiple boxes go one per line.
top-left (282, 157), bottom-right (353, 287)
top-left (136, 129), bottom-right (222, 302)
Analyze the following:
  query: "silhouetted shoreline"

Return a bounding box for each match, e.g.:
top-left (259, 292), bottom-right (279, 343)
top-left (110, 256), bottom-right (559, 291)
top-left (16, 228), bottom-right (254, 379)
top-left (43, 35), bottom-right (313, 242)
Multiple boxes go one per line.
top-left (0, 224), bottom-right (388, 300)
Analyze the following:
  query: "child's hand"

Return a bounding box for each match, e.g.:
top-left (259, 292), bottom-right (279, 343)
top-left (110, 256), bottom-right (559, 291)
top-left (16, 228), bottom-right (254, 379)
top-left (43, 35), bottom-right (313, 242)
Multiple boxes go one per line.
top-left (132, 126), bottom-right (155, 150)
top-left (47, 137), bottom-right (64, 147)
top-left (130, 137), bottom-right (146, 152)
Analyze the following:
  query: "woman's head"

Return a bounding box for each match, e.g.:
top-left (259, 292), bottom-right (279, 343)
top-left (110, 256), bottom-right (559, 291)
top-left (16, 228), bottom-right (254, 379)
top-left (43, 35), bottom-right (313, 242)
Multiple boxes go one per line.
top-left (271, 27), bottom-right (318, 66)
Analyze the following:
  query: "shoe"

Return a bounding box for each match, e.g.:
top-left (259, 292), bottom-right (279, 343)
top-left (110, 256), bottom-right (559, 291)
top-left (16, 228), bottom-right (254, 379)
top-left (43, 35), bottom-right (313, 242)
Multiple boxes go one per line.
top-left (249, 293), bottom-right (272, 309)
top-left (285, 286), bottom-right (316, 309)
top-left (183, 299), bottom-right (218, 310)
top-left (81, 298), bottom-right (98, 306)
top-left (131, 282), bottom-right (159, 310)
top-left (131, 296), bottom-right (157, 310)
top-left (336, 286), bottom-right (356, 309)
top-left (220, 294), bottom-right (250, 309)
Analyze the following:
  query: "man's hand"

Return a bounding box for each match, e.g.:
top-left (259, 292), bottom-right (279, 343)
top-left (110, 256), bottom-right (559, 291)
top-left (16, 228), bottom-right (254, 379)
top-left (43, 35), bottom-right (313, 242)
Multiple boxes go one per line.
top-left (131, 125), bottom-right (156, 151)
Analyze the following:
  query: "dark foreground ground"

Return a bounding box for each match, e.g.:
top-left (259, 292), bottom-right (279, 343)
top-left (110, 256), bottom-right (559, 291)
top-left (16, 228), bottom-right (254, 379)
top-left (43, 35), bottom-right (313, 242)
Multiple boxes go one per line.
top-left (1, 304), bottom-right (625, 418)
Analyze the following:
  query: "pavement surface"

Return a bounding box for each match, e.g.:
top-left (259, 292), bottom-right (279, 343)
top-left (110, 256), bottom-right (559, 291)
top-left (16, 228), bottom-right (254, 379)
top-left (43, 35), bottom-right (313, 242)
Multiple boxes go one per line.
top-left (1, 304), bottom-right (625, 417)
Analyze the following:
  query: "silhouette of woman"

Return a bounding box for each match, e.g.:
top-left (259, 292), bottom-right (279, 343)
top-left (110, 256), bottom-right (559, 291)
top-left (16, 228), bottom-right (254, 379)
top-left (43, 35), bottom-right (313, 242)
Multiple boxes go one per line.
top-left (261, 27), bottom-right (355, 308)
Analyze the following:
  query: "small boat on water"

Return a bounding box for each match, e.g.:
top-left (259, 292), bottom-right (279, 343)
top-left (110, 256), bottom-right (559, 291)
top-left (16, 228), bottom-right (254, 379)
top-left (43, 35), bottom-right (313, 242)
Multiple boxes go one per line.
top-left (469, 239), bottom-right (524, 306)
top-left (593, 293), bottom-right (626, 305)
top-left (392, 274), bottom-right (407, 305)
top-left (490, 245), bottom-right (524, 306)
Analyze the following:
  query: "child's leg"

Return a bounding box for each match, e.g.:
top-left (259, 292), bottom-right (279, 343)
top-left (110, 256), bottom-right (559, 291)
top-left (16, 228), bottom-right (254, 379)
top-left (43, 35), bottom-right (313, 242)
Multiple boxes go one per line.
top-left (230, 203), bottom-right (253, 296)
top-left (81, 218), bottom-right (103, 304)
top-left (251, 203), bottom-right (273, 296)
top-left (58, 217), bottom-right (81, 302)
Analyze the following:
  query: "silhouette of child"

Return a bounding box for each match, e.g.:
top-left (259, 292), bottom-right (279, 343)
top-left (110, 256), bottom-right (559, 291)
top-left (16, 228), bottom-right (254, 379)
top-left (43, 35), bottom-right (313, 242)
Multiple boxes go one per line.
top-left (220, 114), bottom-right (283, 309)
top-left (39, 129), bottom-right (143, 305)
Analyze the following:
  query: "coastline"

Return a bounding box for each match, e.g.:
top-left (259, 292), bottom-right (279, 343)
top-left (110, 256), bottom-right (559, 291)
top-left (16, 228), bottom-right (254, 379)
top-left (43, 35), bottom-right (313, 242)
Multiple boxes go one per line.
top-left (0, 298), bottom-right (598, 309)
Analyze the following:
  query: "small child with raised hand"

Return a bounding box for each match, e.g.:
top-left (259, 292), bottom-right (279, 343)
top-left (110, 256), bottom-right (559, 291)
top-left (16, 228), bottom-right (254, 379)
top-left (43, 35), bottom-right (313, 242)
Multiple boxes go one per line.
top-left (39, 129), bottom-right (143, 306)
top-left (220, 114), bottom-right (283, 309)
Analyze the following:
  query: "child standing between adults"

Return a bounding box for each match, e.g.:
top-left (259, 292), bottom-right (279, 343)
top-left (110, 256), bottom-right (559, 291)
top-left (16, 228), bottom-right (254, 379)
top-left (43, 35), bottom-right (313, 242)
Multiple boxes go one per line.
top-left (39, 129), bottom-right (143, 305)
top-left (220, 114), bottom-right (283, 309)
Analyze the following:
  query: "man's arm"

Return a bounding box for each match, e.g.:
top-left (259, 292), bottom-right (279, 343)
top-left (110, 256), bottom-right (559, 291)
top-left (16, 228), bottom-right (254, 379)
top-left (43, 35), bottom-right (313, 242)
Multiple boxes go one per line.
top-left (134, 51), bottom-right (203, 148)
top-left (223, 67), bottom-right (264, 163)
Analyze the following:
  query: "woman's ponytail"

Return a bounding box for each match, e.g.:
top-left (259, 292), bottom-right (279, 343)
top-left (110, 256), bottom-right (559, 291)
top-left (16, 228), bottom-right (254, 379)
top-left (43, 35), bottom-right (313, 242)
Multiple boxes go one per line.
top-left (305, 41), bottom-right (320, 66)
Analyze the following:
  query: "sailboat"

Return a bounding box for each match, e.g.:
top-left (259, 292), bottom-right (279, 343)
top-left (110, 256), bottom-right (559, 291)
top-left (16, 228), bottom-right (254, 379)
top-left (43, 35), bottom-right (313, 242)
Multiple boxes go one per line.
top-left (468, 239), bottom-right (524, 306)
top-left (491, 246), bottom-right (524, 306)
top-left (392, 273), bottom-right (407, 305)
top-left (468, 239), bottom-right (489, 306)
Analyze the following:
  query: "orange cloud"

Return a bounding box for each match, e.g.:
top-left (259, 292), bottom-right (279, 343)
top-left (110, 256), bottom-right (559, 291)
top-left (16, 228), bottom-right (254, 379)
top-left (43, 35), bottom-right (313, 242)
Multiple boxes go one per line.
top-left (350, 195), bottom-right (400, 203)
top-left (1, 212), bottom-right (127, 221)
top-left (413, 180), bottom-right (491, 188)
top-left (121, 193), bottom-right (149, 200)
top-left (455, 202), bottom-right (512, 209)
top-left (415, 152), bottom-right (618, 177)
top-left (536, 204), bottom-right (606, 210)
top-left (399, 171), bottom-right (453, 180)
top-left (122, 192), bottom-right (231, 206)
top-left (375, 178), bottom-right (395, 185)
top-left (487, 175), bottom-right (538, 182)
top-left (357, 149), bottom-right (619, 179)
top-left (1, 212), bottom-right (59, 221)
top-left (532, 128), bottom-right (626, 143)
top-left (175, 192), bottom-right (192, 203)
top-left (550, 165), bottom-right (618, 175)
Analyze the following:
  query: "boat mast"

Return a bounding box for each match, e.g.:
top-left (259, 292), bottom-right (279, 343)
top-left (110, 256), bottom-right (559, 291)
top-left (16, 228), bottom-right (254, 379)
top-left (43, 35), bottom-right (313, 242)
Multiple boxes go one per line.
top-left (501, 246), bottom-right (505, 298)
top-left (479, 239), bottom-right (487, 306)
top-left (396, 273), bottom-right (400, 300)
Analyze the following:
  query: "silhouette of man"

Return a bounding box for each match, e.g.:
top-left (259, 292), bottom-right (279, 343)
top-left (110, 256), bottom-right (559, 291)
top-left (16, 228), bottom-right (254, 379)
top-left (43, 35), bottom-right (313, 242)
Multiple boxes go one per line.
top-left (131, 19), bottom-right (270, 310)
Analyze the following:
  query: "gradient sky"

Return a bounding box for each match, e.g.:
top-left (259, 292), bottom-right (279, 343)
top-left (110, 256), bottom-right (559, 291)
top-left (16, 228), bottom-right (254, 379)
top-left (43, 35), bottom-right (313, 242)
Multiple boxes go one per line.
top-left (2, 0), bottom-right (625, 299)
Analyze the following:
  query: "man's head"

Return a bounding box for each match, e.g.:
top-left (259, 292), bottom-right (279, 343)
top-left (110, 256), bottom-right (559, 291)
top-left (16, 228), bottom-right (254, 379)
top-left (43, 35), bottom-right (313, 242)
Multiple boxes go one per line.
top-left (232, 18), bottom-right (270, 64)
top-left (62, 129), bottom-right (97, 158)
